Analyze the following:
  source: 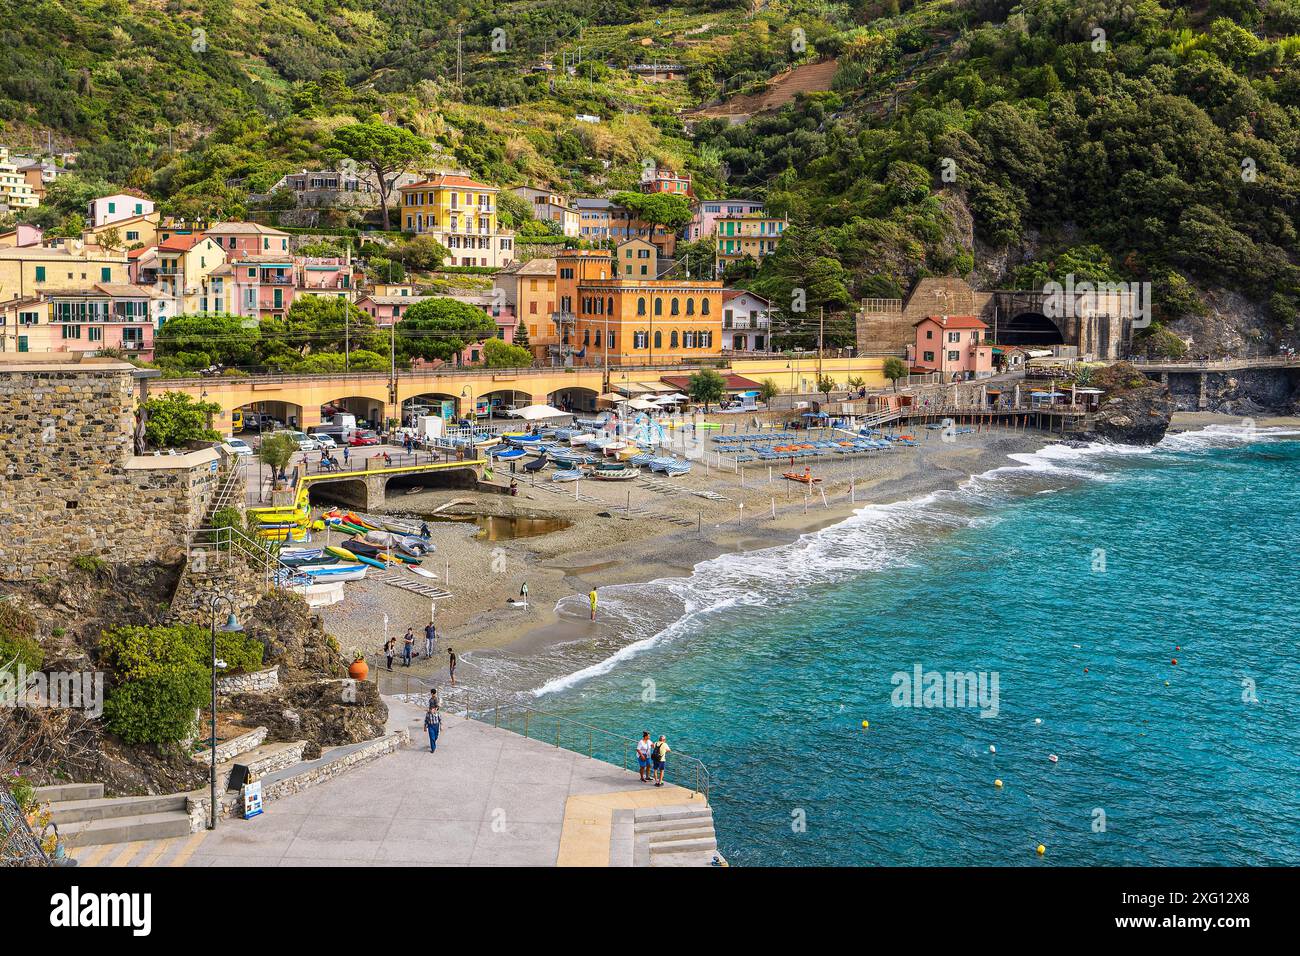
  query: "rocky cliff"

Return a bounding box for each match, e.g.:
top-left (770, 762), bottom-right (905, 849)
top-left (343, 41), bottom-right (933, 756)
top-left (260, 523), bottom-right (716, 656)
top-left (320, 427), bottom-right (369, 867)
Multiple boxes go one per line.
top-left (1084, 384), bottom-right (1176, 445)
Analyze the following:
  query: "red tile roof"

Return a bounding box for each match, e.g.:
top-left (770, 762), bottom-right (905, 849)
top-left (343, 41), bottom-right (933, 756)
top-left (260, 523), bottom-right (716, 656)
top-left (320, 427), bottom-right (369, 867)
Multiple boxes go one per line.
top-left (913, 314), bottom-right (987, 330)
top-left (157, 233), bottom-right (209, 252)
top-left (659, 373), bottom-right (764, 391)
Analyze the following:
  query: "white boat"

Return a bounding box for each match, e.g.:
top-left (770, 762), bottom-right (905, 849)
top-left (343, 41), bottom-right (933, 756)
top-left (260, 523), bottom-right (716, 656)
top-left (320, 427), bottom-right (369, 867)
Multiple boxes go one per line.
top-left (382, 518), bottom-right (421, 535)
top-left (298, 563), bottom-right (368, 582)
top-left (568, 433), bottom-right (594, 446)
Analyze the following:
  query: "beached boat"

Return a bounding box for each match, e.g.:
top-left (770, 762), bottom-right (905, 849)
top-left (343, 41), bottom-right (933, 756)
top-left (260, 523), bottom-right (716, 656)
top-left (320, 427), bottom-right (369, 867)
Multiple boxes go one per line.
top-left (326, 545), bottom-right (362, 562)
top-left (297, 563), bottom-right (368, 582)
top-left (382, 518), bottom-right (421, 536)
top-left (398, 536), bottom-right (433, 557)
top-left (493, 447), bottom-right (526, 461)
top-left (783, 470), bottom-right (822, 484)
top-left (591, 465), bottom-right (638, 481)
top-left (551, 469), bottom-right (584, 482)
top-left (568, 433), bottom-right (594, 446)
top-left (603, 441), bottom-right (628, 456)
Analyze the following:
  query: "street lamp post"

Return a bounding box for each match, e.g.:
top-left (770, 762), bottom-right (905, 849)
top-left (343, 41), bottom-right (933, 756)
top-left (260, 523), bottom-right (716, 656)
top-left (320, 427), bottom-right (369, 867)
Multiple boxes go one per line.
top-left (461, 385), bottom-right (475, 427)
top-left (206, 594), bottom-right (243, 830)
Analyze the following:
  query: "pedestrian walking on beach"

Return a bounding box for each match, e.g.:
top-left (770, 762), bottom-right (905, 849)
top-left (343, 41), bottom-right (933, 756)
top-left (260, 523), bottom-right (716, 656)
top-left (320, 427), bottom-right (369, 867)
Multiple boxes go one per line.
top-left (589, 588), bottom-right (598, 621)
top-left (519, 582), bottom-right (529, 609)
top-left (403, 627), bottom-right (415, 666)
top-left (424, 619), bottom-right (437, 658)
top-left (448, 647), bottom-right (457, 686)
top-left (384, 637), bottom-right (395, 671)
top-left (652, 735), bottom-right (670, 787)
top-left (424, 705), bottom-right (442, 753)
top-left (636, 731), bottom-right (654, 783)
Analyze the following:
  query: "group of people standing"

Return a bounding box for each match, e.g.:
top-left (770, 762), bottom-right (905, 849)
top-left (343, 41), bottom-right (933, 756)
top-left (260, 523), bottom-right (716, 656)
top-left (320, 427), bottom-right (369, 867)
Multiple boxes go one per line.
top-left (384, 621), bottom-right (443, 669)
top-left (636, 731), bottom-right (671, 786)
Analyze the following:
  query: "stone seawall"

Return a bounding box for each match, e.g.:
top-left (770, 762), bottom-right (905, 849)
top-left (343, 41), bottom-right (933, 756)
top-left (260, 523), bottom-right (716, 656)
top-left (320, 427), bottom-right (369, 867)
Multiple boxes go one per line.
top-left (0, 358), bottom-right (220, 580)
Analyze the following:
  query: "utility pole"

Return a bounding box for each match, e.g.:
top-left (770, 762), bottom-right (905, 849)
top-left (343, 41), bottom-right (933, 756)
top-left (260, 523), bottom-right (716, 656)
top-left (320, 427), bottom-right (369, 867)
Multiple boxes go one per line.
top-left (817, 306), bottom-right (825, 384)
top-left (389, 321), bottom-right (397, 426)
top-left (345, 316), bottom-right (350, 373)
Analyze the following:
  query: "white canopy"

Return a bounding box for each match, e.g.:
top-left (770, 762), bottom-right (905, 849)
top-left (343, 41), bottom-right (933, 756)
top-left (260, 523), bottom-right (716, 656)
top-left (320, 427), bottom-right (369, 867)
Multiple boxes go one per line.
top-left (510, 404), bottom-right (569, 421)
top-left (626, 398), bottom-right (659, 411)
top-left (654, 393), bottom-right (689, 404)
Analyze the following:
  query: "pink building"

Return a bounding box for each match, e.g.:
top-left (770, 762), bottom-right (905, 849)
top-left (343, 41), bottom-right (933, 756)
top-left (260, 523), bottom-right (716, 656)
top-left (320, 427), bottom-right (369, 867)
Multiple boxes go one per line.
top-left (3, 284), bottom-right (162, 359)
top-left (909, 314), bottom-right (994, 381)
top-left (203, 222), bottom-right (291, 257)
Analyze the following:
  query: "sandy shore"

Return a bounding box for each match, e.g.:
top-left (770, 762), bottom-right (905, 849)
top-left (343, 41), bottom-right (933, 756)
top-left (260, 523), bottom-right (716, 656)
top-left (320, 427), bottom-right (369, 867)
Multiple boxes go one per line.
top-left (316, 421), bottom-right (1052, 686)
top-left (1169, 411), bottom-right (1300, 431)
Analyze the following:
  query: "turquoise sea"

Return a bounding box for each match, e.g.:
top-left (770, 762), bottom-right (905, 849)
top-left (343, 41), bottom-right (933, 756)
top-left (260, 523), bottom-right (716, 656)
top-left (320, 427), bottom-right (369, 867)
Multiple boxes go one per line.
top-left (476, 426), bottom-right (1300, 865)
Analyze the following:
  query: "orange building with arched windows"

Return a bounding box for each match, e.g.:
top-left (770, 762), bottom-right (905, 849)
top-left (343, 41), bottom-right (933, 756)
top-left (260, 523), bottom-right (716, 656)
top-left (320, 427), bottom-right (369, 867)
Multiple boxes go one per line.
top-left (551, 243), bottom-right (722, 366)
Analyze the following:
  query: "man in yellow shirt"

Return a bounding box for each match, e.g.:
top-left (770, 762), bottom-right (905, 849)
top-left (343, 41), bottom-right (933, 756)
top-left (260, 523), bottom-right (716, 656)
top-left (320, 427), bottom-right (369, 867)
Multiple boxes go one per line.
top-left (589, 588), bottom-right (598, 621)
top-left (652, 735), bottom-right (670, 787)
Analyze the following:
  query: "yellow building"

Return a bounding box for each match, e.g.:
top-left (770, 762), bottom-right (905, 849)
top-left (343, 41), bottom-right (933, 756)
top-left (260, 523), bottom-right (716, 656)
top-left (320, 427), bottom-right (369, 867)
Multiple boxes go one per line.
top-left (397, 173), bottom-right (515, 268)
top-left (716, 214), bottom-right (787, 264)
top-left (0, 147), bottom-right (39, 210)
top-left (155, 234), bottom-right (227, 314)
top-left (0, 244), bottom-right (129, 302)
top-left (82, 211), bottom-right (161, 251)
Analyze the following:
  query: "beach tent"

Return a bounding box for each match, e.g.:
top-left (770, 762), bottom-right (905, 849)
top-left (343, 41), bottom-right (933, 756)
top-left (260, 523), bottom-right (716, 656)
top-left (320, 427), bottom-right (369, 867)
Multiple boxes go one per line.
top-left (510, 404), bottom-right (569, 421)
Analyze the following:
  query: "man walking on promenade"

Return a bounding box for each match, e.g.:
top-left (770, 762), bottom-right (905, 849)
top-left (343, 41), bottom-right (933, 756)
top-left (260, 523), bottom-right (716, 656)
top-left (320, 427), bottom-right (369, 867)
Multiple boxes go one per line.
top-left (636, 731), bottom-right (654, 783)
top-left (589, 587), bottom-right (598, 621)
top-left (424, 619), bottom-right (437, 659)
top-left (424, 705), bottom-right (442, 753)
top-left (403, 627), bottom-right (415, 666)
top-left (652, 735), bottom-right (670, 787)
top-left (343, 445), bottom-right (350, 468)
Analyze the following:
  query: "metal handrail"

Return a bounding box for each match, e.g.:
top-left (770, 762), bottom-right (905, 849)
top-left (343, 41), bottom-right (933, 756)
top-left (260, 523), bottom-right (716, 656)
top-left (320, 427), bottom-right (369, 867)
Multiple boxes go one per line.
top-left (379, 674), bottom-right (711, 802)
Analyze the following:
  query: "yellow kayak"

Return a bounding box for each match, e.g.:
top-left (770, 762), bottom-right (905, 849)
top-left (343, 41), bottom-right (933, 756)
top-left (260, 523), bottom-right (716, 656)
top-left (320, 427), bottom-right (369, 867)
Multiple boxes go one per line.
top-left (326, 545), bottom-right (361, 562)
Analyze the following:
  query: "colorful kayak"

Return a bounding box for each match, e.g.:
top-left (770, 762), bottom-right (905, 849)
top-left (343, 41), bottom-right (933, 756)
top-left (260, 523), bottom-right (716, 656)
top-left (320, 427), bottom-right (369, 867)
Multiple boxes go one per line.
top-left (326, 545), bottom-right (362, 562)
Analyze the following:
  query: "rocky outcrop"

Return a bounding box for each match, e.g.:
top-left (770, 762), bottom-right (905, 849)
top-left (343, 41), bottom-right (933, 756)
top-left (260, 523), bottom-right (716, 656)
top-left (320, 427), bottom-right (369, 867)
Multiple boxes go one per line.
top-left (230, 680), bottom-right (388, 760)
top-left (241, 590), bottom-right (346, 680)
top-left (1084, 384), bottom-right (1175, 445)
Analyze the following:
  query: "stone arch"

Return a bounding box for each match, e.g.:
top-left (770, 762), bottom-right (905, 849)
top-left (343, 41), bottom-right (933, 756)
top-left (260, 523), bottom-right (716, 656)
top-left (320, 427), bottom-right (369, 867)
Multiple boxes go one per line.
top-left (549, 386), bottom-right (599, 413)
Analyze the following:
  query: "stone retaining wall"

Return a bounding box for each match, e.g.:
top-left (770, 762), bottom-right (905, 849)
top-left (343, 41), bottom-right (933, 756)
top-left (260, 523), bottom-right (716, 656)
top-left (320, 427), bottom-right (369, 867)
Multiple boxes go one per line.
top-left (216, 666), bottom-right (280, 696)
top-left (185, 730), bottom-right (409, 830)
top-left (191, 726), bottom-right (268, 766)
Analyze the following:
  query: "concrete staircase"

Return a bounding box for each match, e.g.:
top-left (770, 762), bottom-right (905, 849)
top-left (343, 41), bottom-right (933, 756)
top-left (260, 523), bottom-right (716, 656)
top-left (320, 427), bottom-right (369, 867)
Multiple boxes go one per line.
top-left (34, 785), bottom-right (193, 849)
top-left (611, 803), bottom-right (724, 867)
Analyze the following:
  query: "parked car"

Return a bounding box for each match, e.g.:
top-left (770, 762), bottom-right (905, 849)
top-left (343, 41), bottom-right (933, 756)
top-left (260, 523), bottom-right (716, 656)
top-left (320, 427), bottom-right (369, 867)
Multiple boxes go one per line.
top-left (268, 430), bottom-right (319, 452)
top-left (312, 433), bottom-right (338, 450)
top-left (349, 430), bottom-right (381, 447)
top-left (224, 437), bottom-right (254, 457)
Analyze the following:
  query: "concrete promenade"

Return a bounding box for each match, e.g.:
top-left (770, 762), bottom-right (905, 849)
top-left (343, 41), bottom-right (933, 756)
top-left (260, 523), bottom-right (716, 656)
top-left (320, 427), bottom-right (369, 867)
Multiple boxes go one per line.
top-left (180, 699), bottom-right (702, 867)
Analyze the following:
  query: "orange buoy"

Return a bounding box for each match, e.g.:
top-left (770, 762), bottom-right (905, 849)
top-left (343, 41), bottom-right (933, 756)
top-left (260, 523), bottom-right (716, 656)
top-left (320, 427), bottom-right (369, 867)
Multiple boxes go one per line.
top-left (1171, 658), bottom-right (1178, 665)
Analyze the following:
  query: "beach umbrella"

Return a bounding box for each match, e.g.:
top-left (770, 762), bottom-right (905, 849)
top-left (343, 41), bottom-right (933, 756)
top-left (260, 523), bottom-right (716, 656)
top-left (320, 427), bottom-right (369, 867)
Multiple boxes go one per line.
top-left (511, 404), bottom-right (568, 421)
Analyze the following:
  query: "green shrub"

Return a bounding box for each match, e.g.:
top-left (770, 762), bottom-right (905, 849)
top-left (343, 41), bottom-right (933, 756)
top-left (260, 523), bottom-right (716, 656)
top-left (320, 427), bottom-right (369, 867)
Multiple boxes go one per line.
top-left (100, 624), bottom-right (263, 745)
top-left (0, 602), bottom-right (42, 671)
top-left (70, 554), bottom-right (108, 575)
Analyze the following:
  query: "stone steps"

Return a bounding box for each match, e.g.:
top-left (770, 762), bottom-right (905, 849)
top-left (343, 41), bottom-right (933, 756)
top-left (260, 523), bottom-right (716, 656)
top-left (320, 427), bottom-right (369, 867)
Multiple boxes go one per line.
top-left (50, 790), bottom-right (193, 849)
top-left (628, 803), bottom-right (721, 867)
top-left (33, 783), bottom-right (103, 804)
top-left (44, 794), bottom-right (187, 825)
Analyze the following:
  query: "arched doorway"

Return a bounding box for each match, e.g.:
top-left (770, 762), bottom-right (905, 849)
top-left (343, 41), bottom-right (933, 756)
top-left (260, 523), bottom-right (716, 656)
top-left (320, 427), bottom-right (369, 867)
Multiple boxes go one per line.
top-left (549, 386), bottom-right (599, 414)
top-left (402, 392), bottom-right (459, 425)
top-left (477, 389), bottom-right (531, 420)
top-left (321, 396), bottom-right (386, 430)
top-left (998, 312), bottom-right (1066, 348)
top-left (241, 400), bottom-right (304, 432)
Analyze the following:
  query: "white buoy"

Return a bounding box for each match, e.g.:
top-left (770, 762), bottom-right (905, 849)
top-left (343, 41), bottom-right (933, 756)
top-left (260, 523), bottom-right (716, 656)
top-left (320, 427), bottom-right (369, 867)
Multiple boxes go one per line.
top-left (1034, 718), bottom-right (1042, 725)
top-left (1048, 754), bottom-right (1059, 763)
top-left (989, 745), bottom-right (997, 754)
